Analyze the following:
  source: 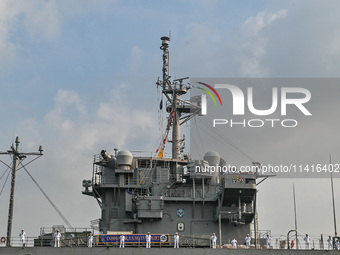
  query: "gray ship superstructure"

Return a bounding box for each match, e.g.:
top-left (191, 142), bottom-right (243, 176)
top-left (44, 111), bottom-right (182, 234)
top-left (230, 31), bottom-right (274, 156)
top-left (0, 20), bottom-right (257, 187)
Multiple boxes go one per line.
top-left (1, 36), bottom-right (339, 255)
top-left (82, 36), bottom-right (261, 247)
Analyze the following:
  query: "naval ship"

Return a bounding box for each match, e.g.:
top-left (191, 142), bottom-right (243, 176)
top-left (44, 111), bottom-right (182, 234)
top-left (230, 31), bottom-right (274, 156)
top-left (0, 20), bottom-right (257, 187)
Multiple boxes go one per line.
top-left (1, 36), bottom-right (338, 254)
top-left (80, 35), bottom-right (261, 247)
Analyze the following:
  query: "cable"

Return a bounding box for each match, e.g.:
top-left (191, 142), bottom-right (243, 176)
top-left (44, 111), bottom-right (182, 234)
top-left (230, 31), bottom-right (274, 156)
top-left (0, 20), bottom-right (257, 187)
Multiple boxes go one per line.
top-left (190, 117), bottom-right (256, 163)
top-left (201, 117), bottom-right (256, 162)
top-left (0, 169), bottom-right (10, 198)
top-left (0, 164), bottom-right (11, 181)
top-left (19, 161), bottom-right (74, 230)
top-left (193, 119), bottom-right (205, 156)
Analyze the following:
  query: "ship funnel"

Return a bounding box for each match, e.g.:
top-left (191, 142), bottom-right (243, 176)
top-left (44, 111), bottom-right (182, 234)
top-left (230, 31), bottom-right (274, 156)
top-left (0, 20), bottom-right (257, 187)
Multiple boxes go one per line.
top-left (116, 150), bottom-right (133, 171)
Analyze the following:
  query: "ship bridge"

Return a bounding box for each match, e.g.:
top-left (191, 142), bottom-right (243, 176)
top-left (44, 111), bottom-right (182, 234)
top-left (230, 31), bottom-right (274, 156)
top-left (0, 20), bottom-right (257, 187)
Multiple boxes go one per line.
top-left (82, 149), bottom-right (257, 242)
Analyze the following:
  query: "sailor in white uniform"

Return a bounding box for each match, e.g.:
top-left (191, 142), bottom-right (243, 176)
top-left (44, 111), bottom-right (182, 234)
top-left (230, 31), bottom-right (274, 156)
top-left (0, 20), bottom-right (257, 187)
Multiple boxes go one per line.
top-left (231, 238), bottom-right (237, 249)
top-left (211, 233), bottom-right (217, 249)
top-left (145, 232), bottom-right (151, 248)
top-left (120, 234), bottom-right (125, 248)
top-left (19, 229), bottom-right (26, 248)
top-left (242, 202), bottom-right (247, 213)
top-left (303, 234), bottom-right (310, 250)
top-left (265, 234), bottom-right (271, 249)
top-left (327, 236), bottom-right (333, 250)
top-left (54, 230), bottom-right (61, 248)
top-left (336, 239), bottom-right (340, 250)
top-left (174, 232), bottom-right (179, 248)
top-left (245, 234), bottom-right (251, 249)
top-left (88, 233), bottom-right (93, 248)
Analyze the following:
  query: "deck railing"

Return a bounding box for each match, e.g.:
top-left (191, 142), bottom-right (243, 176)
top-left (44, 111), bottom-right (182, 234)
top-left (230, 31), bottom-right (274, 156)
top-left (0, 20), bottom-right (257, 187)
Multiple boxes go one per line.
top-left (0, 232), bottom-right (337, 250)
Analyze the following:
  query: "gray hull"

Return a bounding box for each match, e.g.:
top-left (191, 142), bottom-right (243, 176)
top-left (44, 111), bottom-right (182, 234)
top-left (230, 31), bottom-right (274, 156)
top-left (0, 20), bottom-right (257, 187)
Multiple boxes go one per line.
top-left (0, 247), bottom-right (337, 255)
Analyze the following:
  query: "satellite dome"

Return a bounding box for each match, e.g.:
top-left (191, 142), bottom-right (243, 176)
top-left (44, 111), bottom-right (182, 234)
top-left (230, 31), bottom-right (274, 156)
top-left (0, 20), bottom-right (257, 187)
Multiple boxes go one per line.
top-left (203, 151), bottom-right (220, 165)
top-left (116, 150), bottom-right (133, 166)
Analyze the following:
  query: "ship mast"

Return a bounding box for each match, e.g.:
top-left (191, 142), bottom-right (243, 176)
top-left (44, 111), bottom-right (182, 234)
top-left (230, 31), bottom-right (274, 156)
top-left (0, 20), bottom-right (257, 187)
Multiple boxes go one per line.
top-left (330, 154), bottom-right (337, 237)
top-left (157, 36), bottom-right (201, 160)
top-left (6, 137), bottom-right (20, 247)
top-left (0, 136), bottom-right (43, 246)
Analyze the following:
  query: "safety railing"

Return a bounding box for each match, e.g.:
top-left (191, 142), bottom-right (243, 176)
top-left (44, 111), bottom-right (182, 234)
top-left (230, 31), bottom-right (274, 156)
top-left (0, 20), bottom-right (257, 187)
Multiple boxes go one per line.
top-left (0, 237), bottom-right (35, 247)
top-left (246, 233), bottom-right (338, 250)
top-left (1, 232), bottom-right (337, 250)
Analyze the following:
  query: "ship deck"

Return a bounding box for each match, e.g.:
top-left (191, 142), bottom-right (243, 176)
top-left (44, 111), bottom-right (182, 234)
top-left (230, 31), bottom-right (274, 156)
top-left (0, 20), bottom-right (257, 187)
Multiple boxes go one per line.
top-left (0, 247), bottom-right (337, 255)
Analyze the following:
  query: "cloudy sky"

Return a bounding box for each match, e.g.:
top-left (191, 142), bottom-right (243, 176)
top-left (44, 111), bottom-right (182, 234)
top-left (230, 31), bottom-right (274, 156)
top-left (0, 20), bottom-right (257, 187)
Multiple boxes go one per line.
top-left (0, 0), bottom-right (340, 244)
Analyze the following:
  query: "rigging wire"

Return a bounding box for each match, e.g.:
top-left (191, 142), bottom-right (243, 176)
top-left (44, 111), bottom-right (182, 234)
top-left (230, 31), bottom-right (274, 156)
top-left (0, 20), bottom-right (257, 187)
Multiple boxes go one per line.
top-left (201, 117), bottom-right (256, 162)
top-left (0, 161), bottom-right (12, 197)
top-left (19, 161), bottom-right (74, 230)
top-left (157, 85), bottom-right (165, 144)
top-left (181, 121), bottom-right (190, 153)
top-left (156, 84), bottom-right (169, 154)
top-left (193, 118), bottom-right (205, 157)
top-left (189, 117), bottom-right (256, 163)
top-left (0, 168), bottom-right (10, 198)
top-left (0, 164), bottom-right (11, 181)
top-left (0, 158), bottom-right (12, 170)
top-left (157, 85), bottom-right (161, 138)
top-left (190, 131), bottom-right (203, 159)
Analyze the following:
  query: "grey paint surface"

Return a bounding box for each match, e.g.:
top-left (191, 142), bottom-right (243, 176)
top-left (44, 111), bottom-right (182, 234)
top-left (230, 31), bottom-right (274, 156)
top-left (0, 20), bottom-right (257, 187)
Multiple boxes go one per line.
top-left (0, 247), bottom-right (337, 255)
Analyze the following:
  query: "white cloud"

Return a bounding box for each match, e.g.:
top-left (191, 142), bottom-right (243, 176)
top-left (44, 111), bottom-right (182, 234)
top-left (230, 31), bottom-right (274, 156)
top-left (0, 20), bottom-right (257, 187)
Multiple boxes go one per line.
top-left (45, 89), bottom-right (86, 128)
top-left (0, 0), bottom-right (121, 68)
top-left (128, 45), bottom-right (143, 71)
top-left (2, 0), bottom-right (340, 239)
top-left (0, 1), bottom-right (21, 68)
top-left (22, 0), bottom-right (61, 41)
top-left (0, 0), bottom-right (61, 70)
top-left (254, 1), bottom-right (340, 77)
top-left (237, 10), bottom-right (287, 76)
top-left (173, 23), bottom-right (225, 77)
top-left (0, 86), bottom-right (158, 235)
top-left (43, 87), bottom-right (156, 175)
top-left (242, 10), bottom-right (287, 36)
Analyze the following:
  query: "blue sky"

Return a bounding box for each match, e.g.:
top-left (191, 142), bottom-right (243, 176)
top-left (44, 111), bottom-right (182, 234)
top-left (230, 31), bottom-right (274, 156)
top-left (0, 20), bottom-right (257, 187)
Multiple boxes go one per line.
top-left (1, 0), bottom-right (340, 244)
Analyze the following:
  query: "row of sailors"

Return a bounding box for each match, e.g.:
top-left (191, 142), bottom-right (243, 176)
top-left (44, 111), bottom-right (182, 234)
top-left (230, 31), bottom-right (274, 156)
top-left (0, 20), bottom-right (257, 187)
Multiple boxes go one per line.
top-left (18, 230), bottom-right (266, 249)
top-left (118, 232), bottom-right (179, 248)
top-left (120, 233), bottom-right (338, 250)
top-left (305, 234), bottom-right (339, 250)
top-left (18, 229), bottom-right (84, 248)
top-left (54, 231), bottom-right (93, 248)
top-left (221, 234), bottom-right (269, 249)
top-left (118, 232), bottom-right (263, 249)
top-left (18, 229), bottom-right (340, 250)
